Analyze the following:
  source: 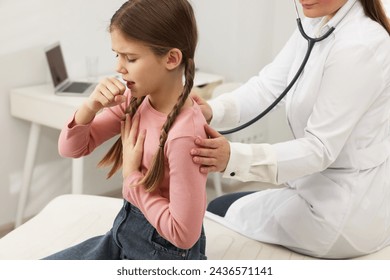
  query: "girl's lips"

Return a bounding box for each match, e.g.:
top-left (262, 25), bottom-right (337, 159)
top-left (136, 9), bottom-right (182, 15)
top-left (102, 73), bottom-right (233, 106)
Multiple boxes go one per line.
top-left (302, 3), bottom-right (316, 9)
top-left (126, 81), bottom-right (135, 88)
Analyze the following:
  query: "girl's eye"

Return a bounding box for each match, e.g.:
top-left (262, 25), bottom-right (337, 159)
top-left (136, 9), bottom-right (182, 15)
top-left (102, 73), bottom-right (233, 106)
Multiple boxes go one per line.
top-left (114, 53), bottom-right (136, 62)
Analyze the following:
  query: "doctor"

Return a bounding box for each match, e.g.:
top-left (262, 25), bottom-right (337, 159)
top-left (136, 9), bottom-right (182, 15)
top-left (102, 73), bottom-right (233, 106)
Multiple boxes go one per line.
top-left (191, 0), bottom-right (390, 258)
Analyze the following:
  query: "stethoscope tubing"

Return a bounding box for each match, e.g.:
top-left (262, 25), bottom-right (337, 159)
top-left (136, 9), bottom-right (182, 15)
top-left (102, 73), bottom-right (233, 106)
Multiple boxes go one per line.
top-left (218, 19), bottom-right (335, 135)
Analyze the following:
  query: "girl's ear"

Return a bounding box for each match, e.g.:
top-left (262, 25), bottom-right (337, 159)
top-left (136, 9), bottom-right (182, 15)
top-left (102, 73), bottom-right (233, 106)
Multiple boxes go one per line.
top-left (165, 48), bottom-right (183, 70)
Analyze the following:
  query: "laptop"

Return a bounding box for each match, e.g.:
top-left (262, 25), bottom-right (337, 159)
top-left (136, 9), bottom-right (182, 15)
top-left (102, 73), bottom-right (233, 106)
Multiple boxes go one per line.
top-left (45, 42), bottom-right (96, 96)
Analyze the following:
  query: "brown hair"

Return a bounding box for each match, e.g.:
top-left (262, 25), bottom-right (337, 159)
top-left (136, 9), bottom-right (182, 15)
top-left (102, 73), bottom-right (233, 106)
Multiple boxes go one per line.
top-left (360, 0), bottom-right (390, 35)
top-left (98, 0), bottom-right (198, 192)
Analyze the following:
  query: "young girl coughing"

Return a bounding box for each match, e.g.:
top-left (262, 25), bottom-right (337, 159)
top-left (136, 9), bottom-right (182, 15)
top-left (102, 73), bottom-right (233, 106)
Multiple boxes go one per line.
top-left (44, 0), bottom-right (207, 260)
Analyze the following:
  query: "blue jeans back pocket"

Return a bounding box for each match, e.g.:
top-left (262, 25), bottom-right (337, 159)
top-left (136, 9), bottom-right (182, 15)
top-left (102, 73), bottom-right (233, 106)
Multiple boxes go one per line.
top-left (150, 229), bottom-right (188, 260)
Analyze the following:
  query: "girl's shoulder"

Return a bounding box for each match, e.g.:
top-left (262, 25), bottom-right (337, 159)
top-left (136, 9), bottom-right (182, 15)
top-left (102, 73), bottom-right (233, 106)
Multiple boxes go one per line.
top-left (167, 98), bottom-right (207, 139)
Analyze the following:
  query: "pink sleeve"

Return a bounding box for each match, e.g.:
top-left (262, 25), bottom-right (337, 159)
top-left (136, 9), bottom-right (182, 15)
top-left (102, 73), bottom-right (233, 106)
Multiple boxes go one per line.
top-left (122, 136), bottom-right (207, 249)
top-left (58, 92), bottom-right (130, 158)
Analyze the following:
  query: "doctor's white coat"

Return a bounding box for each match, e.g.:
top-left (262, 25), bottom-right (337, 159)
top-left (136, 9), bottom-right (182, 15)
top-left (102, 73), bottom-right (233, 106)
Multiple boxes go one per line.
top-left (208, 0), bottom-right (390, 258)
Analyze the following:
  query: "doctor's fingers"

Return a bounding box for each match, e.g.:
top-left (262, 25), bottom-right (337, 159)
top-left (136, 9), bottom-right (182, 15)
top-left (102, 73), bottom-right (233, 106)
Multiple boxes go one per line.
top-left (204, 124), bottom-right (222, 139)
top-left (192, 147), bottom-right (229, 171)
top-left (192, 155), bottom-right (227, 173)
top-left (191, 95), bottom-right (211, 120)
top-left (194, 136), bottom-right (224, 149)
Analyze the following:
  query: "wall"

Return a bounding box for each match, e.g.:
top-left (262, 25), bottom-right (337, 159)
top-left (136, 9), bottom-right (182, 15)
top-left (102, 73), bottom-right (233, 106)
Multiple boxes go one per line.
top-left (384, 0), bottom-right (390, 15)
top-left (193, 0), bottom-right (295, 144)
top-left (0, 0), bottom-right (295, 228)
top-left (193, 0), bottom-right (297, 82)
top-left (193, 0), bottom-right (275, 83)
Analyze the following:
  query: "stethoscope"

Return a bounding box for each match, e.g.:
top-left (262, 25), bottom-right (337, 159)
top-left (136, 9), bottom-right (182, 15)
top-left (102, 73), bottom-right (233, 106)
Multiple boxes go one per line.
top-left (218, 0), bottom-right (335, 135)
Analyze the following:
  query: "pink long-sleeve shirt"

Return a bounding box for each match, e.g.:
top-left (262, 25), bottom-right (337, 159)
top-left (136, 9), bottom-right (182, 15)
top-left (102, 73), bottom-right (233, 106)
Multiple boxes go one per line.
top-left (58, 91), bottom-right (208, 249)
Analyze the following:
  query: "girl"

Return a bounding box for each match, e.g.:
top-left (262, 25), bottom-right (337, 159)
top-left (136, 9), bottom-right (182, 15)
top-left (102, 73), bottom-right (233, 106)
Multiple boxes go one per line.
top-left (191, 0), bottom-right (390, 259)
top-left (44, 0), bottom-right (207, 260)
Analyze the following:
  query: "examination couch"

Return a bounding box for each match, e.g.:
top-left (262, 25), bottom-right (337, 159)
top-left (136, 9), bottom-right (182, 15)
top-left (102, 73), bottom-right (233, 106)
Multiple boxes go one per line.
top-left (0, 194), bottom-right (389, 260)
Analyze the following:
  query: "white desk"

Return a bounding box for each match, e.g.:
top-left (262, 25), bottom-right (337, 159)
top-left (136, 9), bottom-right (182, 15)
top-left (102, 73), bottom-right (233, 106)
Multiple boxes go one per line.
top-left (10, 72), bottom-right (223, 227)
top-left (10, 85), bottom-right (87, 227)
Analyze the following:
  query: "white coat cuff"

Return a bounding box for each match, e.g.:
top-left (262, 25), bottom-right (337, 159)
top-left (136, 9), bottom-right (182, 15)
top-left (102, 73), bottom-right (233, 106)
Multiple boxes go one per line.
top-left (223, 142), bottom-right (278, 184)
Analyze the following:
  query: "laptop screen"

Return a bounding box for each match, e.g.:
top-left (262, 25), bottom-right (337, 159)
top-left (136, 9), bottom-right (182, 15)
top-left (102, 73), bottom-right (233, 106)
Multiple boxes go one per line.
top-left (45, 43), bottom-right (68, 88)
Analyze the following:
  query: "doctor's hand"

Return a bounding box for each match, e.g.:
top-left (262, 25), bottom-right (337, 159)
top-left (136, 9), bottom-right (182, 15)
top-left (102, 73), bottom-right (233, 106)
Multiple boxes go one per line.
top-left (121, 114), bottom-right (146, 179)
top-left (190, 93), bottom-right (213, 124)
top-left (191, 124), bottom-right (230, 174)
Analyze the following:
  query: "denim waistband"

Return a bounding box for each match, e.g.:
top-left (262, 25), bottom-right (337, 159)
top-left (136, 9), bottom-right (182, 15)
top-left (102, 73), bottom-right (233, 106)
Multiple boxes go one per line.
top-left (123, 200), bottom-right (143, 215)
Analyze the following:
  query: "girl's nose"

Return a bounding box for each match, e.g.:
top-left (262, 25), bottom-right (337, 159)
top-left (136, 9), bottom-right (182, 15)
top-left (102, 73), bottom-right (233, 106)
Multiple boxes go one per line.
top-left (115, 60), bottom-right (128, 74)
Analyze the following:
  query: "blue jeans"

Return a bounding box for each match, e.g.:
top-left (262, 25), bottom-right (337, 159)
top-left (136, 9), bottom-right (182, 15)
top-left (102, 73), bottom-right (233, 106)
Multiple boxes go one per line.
top-left (43, 200), bottom-right (207, 260)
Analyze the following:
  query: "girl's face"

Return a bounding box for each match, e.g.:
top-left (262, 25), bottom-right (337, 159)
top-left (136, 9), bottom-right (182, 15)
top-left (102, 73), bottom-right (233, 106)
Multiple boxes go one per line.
top-left (299, 0), bottom-right (348, 19)
top-left (111, 29), bottom-right (168, 99)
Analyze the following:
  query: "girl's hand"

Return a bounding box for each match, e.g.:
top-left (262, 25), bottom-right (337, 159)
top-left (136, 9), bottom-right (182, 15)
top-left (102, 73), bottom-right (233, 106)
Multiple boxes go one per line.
top-left (191, 124), bottom-right (230, 173)
top-left (86, 77), bottom-right (127, 114)
top-left (121, 113), bottom-right (146, 178)
top-left (74, 77), bottom-right (127, 125)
